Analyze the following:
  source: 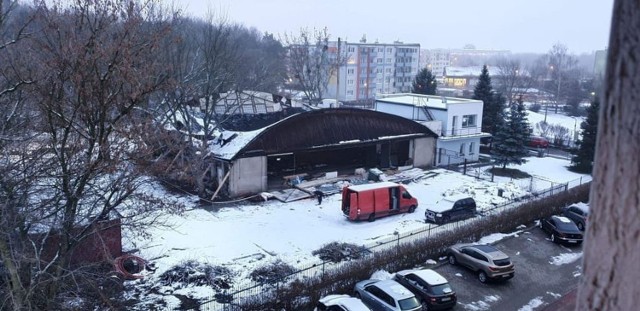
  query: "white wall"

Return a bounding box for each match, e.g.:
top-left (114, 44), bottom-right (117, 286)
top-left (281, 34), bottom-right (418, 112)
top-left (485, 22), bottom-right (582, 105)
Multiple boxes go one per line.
top-left (442, 101), bottom-right (484, 136)
top-left (412, 137), bottom-right (436, 167)
top-left (436, 138), bottom-right (481, 166)
top-left (229, 156), bottom-right (267, 197)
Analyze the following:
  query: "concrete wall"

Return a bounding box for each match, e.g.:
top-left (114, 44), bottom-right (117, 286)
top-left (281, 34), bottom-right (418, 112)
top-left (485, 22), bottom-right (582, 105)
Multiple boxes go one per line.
top-left (412, 137), bottom-right (436, 167)
top-left (229, 156), bottom-right (267, 197)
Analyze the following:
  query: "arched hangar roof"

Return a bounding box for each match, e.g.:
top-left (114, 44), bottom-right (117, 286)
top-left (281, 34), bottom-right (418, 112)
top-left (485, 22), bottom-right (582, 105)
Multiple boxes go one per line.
top-left (216, 108), bottom-right (438, 160)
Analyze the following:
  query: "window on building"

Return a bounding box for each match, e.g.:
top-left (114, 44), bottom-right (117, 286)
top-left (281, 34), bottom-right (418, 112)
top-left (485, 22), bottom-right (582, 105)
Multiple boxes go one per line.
top-left (378, 48), bottom-right (383, 52)
top-left (347, 68), bottom-right (354, 74)
top-left (469, 142), bottom-right (475, 154)
top-left (386, 68), bottom-right (391, 73)
top-left (360, 78), bottom-right (366, 85)
top-left (348, 47), bottom-right (355, 52)
top-left (360, 58), bottom-right (367, 64)
top-left (347, 90), bottom-right (354, 95)
top-left (460, 143), bottom-right (465, 155)
top-left (387, 48), bottom-right (392, 53)
top-left (377, 58), bottom-right (382, 63)
top-left (462, 115), bottom-right (477, 128)
top-left (347, 79), bottom-right (354, 85)
top-left (386, 58), bottom-right (391, 63)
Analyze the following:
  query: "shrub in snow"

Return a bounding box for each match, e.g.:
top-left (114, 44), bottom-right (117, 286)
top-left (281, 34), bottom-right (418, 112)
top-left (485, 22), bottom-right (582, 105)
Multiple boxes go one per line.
top-left (249, 259), bottom-right (296, 285)
top-left (312, 242), bottom-right (369, 263)
top-left (158, 260), bottom-right (233, 291)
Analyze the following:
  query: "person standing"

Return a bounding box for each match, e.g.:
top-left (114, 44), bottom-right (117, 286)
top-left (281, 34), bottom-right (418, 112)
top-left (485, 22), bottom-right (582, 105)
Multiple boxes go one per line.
top-left (313, 190), bottom-right (323, 205)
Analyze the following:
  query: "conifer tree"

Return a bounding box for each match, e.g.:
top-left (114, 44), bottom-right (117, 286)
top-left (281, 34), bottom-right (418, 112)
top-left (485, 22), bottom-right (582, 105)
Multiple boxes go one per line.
top-left (491, 100), bottom-right (531, 168)
top-left (571, 97), bottom-right (600, 173)
top-left (473, 65), bottom-right (496, 133)
top-left (412, 68), bottom-right (438, 95)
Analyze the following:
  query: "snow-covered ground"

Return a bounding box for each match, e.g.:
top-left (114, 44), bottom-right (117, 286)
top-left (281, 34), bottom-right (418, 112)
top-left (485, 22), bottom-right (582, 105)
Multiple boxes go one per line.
top-left (123, 153), bottom-right (590, 307)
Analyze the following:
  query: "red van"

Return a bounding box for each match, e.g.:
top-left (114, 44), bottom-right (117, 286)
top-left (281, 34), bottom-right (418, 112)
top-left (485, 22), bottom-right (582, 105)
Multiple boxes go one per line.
top-left (342, 182), bottom-right (418, 222)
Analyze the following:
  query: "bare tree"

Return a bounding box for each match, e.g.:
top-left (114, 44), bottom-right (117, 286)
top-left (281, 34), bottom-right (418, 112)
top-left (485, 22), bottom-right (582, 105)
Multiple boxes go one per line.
top-left (576, 0), bottom-right (640, 310)
top-left (283, 27), bottom-right (346, 104)
top-left (1, 1), bottom-right (183, 309)
top-left (546, 43), bottom-right (578, 113)
top-left (495, 57), bottom-right (537, 104)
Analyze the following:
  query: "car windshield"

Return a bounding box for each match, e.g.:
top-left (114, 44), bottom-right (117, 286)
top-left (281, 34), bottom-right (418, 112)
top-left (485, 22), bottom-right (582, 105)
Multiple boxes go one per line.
top-left (398, 297), bottom-right (421, 310)
top-left (431, 283), bottom-right (453, 295)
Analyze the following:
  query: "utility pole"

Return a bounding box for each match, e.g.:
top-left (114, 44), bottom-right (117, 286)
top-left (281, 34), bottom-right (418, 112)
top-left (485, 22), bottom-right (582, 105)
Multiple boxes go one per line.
top-left (336, 37), bottom-right (341, 105)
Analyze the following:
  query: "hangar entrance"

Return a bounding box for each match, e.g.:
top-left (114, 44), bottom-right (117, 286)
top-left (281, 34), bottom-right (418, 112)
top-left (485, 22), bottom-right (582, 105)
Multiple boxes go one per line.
top-left (266, 140), bottom-right (411, 187)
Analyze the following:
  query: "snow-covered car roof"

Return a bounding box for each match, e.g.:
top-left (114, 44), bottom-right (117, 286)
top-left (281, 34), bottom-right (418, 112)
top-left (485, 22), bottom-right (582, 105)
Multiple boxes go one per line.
top-left (317, 294), bottom-right (370, 311)
top-left (554, 216), bottom-right (573, 223)
top-left (426, 195), bottom-right (472, 213)
top-left (347, 181), bottom-right (400, 192)
top-left (397, 269), bottom-right (448, 286)
top-left (569, 202), bottom-right (589, 214)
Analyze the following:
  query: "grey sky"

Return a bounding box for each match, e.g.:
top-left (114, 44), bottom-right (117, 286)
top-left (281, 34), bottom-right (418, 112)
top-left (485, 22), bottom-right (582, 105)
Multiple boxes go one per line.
top-left (177, 0), bottom-right (613, 54)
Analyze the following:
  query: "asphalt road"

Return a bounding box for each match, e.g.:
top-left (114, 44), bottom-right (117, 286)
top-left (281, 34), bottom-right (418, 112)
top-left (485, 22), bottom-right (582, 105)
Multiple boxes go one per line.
top-left (429, 225), bottom-right (583, 311)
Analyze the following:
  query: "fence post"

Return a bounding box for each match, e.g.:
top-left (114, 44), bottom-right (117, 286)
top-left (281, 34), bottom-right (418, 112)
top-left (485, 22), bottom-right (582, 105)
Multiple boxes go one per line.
top-left (321, 261), bottom-right (325, 280)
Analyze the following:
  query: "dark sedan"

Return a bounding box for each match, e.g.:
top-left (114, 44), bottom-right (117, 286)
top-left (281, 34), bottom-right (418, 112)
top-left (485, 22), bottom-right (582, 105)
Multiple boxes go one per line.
top-left (394, 269), bottom-right (456, 310)
top-left (539, 215), bottom-right (583, 245)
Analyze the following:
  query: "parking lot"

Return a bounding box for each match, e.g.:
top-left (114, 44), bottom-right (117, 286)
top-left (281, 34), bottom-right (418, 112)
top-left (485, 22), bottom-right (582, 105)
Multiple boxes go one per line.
top-left (430, 225), bottom-right (583, 310)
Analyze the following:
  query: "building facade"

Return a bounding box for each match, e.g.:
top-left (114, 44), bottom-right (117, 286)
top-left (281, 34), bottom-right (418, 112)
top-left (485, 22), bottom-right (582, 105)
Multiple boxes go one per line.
top-left (325, 40), bottom-right (420, 102)
top-left (374, 93), bottom-right (490, 166)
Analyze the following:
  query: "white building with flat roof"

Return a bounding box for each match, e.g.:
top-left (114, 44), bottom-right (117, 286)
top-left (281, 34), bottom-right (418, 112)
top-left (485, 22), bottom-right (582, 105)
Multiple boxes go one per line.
top-left (375, 93), bottom-right (490, 166)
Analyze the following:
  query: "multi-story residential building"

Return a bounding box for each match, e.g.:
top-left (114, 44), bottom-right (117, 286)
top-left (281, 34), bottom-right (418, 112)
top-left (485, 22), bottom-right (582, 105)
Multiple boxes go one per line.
top-left (325, 39), bottom-right (420, 102)
top-left (374, 93), bottom-right (490, 166)
top-left (420, 48), bottom-right (450, 78)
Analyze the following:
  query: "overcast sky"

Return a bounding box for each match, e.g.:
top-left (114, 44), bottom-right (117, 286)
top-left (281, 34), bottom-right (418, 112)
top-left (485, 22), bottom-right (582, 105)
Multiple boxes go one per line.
top-left (174, 0), bottom-right (613, 54)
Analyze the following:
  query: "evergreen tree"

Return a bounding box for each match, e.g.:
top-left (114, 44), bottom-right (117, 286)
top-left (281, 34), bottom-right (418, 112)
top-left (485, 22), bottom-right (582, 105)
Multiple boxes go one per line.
top-left (491, 100), bottom-right (531, 168)
top-left (412, 68), bottom-right (438, 95)
top-left (473, 65), bottom-right (498, 134)
top-left (571, 97), bottom-right (600, 173)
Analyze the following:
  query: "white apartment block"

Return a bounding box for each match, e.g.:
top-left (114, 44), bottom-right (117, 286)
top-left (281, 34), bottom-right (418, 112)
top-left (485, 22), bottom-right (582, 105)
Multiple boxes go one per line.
top-left (325, 40), bottom-right (420, 102)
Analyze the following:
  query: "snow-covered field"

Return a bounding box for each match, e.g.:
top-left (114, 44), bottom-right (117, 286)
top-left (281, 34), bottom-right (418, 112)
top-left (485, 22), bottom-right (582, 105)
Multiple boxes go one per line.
top-left (123, 152), bottom-right (590, 307)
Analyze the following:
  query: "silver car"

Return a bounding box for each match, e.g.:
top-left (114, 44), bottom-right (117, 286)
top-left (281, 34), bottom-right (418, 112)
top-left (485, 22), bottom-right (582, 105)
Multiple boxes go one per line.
top-left (562, 203), bottom-right (589, 230)
top-left (354, 279), bottom-right (423, 311)
top-left (447, 243), bottom-right (515, 283)
top-left (315, 294), bottom-right (372, 311)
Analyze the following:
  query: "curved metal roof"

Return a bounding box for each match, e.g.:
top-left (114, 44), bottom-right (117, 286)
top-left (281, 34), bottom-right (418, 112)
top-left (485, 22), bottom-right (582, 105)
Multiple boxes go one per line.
top-left (229, 108), bottom-right (437, 160)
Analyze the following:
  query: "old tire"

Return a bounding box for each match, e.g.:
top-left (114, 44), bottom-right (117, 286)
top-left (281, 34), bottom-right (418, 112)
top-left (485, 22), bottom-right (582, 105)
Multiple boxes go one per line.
top-left (448, 254), bottom-right (457, 265)
top-left (478, 271), bottom-right (488, 283)
top-left (368, 213), bottom-right (375, 222)
top-left (409, 205), bottom-right (416, 213)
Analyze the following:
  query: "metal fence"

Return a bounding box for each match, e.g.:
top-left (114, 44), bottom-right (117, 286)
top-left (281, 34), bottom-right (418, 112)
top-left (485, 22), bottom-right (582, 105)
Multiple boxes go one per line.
top-left (168, 176), bottom-right (590, 310)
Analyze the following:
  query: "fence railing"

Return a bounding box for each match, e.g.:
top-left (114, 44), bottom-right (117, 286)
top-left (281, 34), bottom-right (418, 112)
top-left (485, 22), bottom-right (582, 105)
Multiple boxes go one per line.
top-left (168, 175), bottom-right (590, 310)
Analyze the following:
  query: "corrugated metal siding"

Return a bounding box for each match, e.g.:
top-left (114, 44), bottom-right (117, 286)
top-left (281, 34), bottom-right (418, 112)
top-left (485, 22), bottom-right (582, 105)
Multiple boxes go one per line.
top-left (236, 108), bottom-right (437, 158)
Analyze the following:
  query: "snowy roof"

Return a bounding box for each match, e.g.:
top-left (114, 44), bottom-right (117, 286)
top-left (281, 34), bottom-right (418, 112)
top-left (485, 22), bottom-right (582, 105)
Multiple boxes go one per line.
top-left (397, 269), bottom-right (448, 286)
top-left (208, 128), bottom-right (265, 160)
top-left (555, 216), bottom-right (573, 223)
top-left (376, 93), bottom-right (481, 110)
top-left (445, 66), bottom-right (498, 77)
top-left (347, 181), bottom-right (400, 192)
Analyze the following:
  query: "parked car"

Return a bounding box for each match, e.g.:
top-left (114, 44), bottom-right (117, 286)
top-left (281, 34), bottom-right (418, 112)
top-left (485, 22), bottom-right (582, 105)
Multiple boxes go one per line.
top-left (447, 243), bottom-right (515, 283)
top-left (342, 182), bottom-right (418, 222)
top-left (354, 279), bottom-right (423, 311)
top-left (528, 136), bottom-right (550, 148)
top-left (562, 203), bottom-right (589, 230)
top-left (425, 196), bottom-right (476, 224)
top-left (394, 269), bottom-right (456, 310)
top-left (315, 294), bottom-right (372, 311)
top-left (539, 215), bottom-right (584, 245)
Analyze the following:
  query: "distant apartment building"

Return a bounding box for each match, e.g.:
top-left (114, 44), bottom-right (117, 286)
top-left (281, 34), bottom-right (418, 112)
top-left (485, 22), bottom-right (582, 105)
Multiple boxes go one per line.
top-left (420, 46), bottom-right (510, 79)
top-left (325, 39), bottom-right (420, 102)
top-left (593, 49), bottom-right (607, 77)
top-left (420, 48), bottom-right (450, 78)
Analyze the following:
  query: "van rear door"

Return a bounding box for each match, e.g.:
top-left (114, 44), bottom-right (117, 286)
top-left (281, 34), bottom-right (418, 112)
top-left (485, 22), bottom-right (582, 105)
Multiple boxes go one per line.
top-left (349, 193), bottom-right (359, 220)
